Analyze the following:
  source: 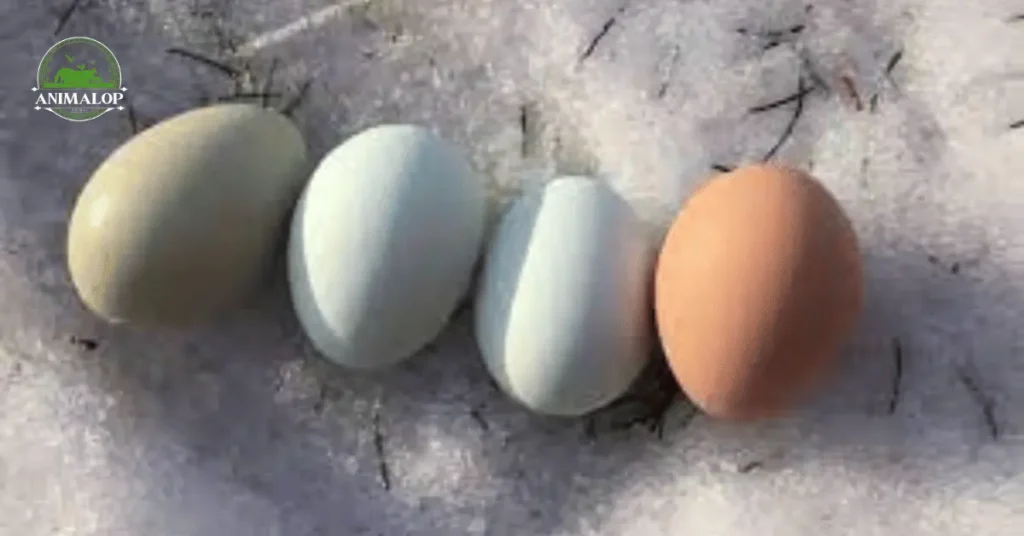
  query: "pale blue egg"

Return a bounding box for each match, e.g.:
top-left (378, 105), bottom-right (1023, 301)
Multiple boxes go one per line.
top-left (474, 177), bottom-right (656, 416)
top-left (288, 125), bottom-right (486, 369)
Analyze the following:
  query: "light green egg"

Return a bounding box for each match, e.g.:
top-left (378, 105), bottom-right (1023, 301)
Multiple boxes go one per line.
top-left (67, 104), bottom-right (309, 327)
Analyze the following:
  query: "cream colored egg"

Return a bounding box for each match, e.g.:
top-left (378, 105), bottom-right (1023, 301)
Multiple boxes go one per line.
top-left (288, 124), bottom-right (486, 369)
top-left (474, 177), bottom-right (655, 417)
top-left (67, 104), bottom-right (309, 327)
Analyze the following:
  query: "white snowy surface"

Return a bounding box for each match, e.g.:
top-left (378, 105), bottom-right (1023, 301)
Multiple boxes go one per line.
top-left (2, 0), bottom-right (1024, 534)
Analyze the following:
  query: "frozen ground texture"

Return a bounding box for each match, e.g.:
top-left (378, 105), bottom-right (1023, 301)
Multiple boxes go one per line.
top-left (2, 0), bottom-right (1024, 534)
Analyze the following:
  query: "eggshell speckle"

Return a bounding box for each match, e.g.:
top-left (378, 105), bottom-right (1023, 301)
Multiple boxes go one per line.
top-left (474, 177), bottom-right (655, 417)
top-left (67, 104), bottom-right (309, 327)
top-left (288, 125), bottom-right (485, 369)
top-left (655, 164), bottom-right (863, 421)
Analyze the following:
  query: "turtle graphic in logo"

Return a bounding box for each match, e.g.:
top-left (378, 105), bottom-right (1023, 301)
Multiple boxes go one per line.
top-left (33, 36), bottom-right (127, 122)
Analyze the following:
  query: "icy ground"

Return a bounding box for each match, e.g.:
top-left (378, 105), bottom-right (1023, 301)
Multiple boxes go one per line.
top-left (1, 0), bottom-right (1023, 534)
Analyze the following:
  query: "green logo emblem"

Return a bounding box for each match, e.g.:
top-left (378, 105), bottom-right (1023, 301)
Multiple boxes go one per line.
top-left (33, 36), bottom-right (127, 122)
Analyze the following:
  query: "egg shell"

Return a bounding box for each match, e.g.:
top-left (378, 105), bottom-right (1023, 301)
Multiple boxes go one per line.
top-left (67, 104), bottom-right (309, 327)
top-left (474, 177), bottom-right (655, 417)
top-left (655, 164), bottom-right (863, 421)
top-left (288, 124), bottom-right (485, 369)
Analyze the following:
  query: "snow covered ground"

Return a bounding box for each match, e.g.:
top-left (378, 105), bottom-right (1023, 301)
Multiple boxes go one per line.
top-left (1, 0), bottom-right (1023, 534)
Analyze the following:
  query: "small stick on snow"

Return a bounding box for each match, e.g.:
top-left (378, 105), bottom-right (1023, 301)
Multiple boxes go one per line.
top-left (885, 49), bottom-right (904, 76)
top-left (762, 76), bottom-right (808, 161)
top-left (655, 45), bottom-right (681, 99)
top-left (749, 85), bottom-right (816, 114)
top-left (54, 0), bottom-right (83, 36)
top-left (126, 103), bottom-right (139, 134)
top-left (737, 24), bottom-right (806, 51)
top-left (579, 4), bottom-right (628, 63)
top-left (262, 58), bottom-right (280, 108)
top-left (166, 47), bottom-right (241, 77)
top-left (712, 164), bottom-right (734, 173)
top-left (956, 367), bottom-right (1001, 440)
top-left (219, 91), bottom-right (283, 101)
top-left (372, 402), bottom-right (392, 491)
top-left (869, 93), bottom-right (880, 113)
top-left (69, 335), bottom-right (98, 351)
top-left (519, 104), bottom-right (530, 157)
top-left (469, 405), bottom-right (490, 432)
top-left (655, 81), bottom-right (671, 99)
top-left (887, 338), bottom-right (904, 415)
top-left (737, 460), bottom-right (764, 474)
top-left (1010, 119), bottom-right (1024, 130)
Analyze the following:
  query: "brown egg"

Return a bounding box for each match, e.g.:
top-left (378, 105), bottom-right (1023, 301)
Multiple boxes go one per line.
top-left (655, 164), bottom-right (863, 421)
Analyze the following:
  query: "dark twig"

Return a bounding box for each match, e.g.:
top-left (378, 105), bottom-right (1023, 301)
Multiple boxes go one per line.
top-left (762, 76), bottom-right (808, 161)
top-left (126, 103), bottom-right (139, 134)
top-left (887, 337), bottom-right (903, 415)
top-left (519, 104), bottom-right (530, 157)
top-left (869, 93), bottom-right (880, 113)
top-left (737, 460), bottom-right (764, 474)
top-left (885, 49), bottom-right (904, 76)
top-left (956, 367), bottom-right (1000, 440)
top-left (217, 91), bottom-right (283, 102)
top-left (469, 406), bottom-right (490, 432)
top-left (579, 5), bottom-right (628, 63)
top-left (69, 335), bottom-right (98, 351)
top-left (372, 403), bottom-right (392, 491)
top-left (1007, 14), bottom-right (1024, 22)
top-left (166, 47), bottom-right (241, 77)
top-left (279, 79), bottom-right (313, 116)
top-left (655, 45), bottom-right (680, 99)
top-left (712, 164), bottom-right (734, 173)
top-left (262, 58), bottom-right (279, 108)
top-left (1010, 119), bottom-right (1024, 130)
top-left (656, 81), bottom-right (671, 99)
top-left (736, 24), bottom-right (805, 39)
top-left (54, 0), bottom-right (83, 36)
top-left (749, 84), bottom-right (816, 114)
top-left (739, 24), bottom-right (806, 51)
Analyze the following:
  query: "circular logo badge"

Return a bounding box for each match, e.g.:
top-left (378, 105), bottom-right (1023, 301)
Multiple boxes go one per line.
top-left (35, 37), bottom-right (126, 122)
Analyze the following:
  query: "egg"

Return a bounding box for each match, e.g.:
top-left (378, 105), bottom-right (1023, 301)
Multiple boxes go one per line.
top-left (67, 104), bottom-right (309, 327)
top-left (288, 125), bottom-right (485, 369)
top-left (474, 177), bottom-right (655, 417)
top-left (655, 164), bottom-right (863, 421)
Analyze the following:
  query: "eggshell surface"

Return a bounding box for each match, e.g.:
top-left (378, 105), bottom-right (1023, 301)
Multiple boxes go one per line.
top-left (474, 177), bottom-right (655, 417)
top-left (288, 125), bottom-right (485, 369)
top-left (655, 165), bottom-right (863, 421)
top-left (67, 104), bottom-right (309, 327)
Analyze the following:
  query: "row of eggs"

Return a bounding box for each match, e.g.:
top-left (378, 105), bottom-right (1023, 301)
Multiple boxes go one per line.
top-left (68, 104), bottom-right (863, 422)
